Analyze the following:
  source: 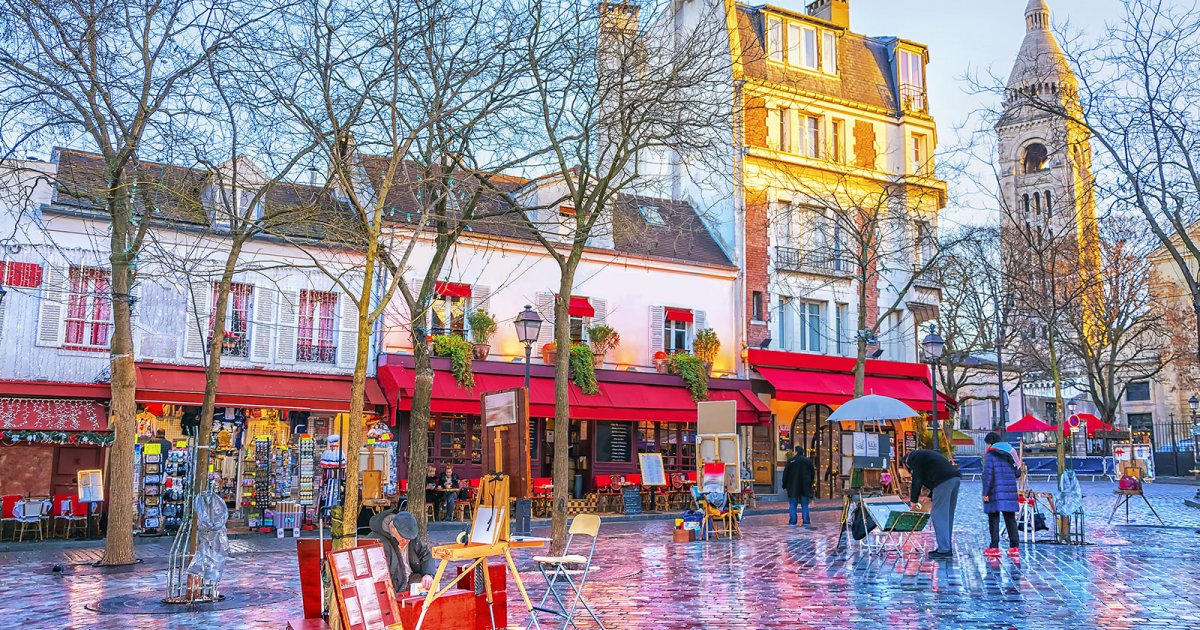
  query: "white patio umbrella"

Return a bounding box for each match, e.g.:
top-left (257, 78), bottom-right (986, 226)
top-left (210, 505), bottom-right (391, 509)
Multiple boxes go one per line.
top-left (826, 394), bottom-right (920, 423)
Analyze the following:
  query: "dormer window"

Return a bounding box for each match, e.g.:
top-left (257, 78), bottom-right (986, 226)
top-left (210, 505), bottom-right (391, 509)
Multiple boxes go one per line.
top-left (639, 205), bottom-right (665, 225)
top-left (767, 15), bottom-right (837, 75)
top-left (898, 49), bottom-right (926, 113)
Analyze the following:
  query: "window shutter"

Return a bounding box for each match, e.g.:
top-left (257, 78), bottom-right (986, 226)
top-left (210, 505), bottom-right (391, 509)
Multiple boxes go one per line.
top-left (250, 285), bottom-right (276, 363)
top-left (409, 278), bottom-right (426, 334)
top-left (535, 292), bottom-right (555, 347)
top-left (691, 309), bottom-right (707, 351)
top-left (35, 265), bottom-right (68, 347)
top-left (182, 281), bottom-right (212, 359)
top-left (649, 305), bottom-right (665, 359)
top-left (276, 289), bottom-right (299, 364)
top-left (473, 284), bottom-right (491, 313)
top-left (590, 297), bottom-right (607, 326)
top-left (337, 293), bottom-right (359, 369)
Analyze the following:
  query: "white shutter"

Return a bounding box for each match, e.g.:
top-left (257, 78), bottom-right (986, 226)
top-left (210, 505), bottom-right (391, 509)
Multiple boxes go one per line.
top-left (337, 293), bottom-right (359, 369)
top-left (590, 297), bottom-right (607, 326)
top-left (409, 278), bottom-right (426, 335)
top-left (276, 289), bottom-right (299, 364)
top-left (472, 284), bottom-right (491, 313)
top-left (691, 309), bottom-right (707, 351)
top-left (249, 285), bottom-right (276, 363)
top-left (535, 292), bottom-right (555, 347)
top-left (36, 265), bottom-right (68, 347)
top-left (182, 281), bottom-right (212, 359)
top-left (649, 305), bottom-right (665, 359)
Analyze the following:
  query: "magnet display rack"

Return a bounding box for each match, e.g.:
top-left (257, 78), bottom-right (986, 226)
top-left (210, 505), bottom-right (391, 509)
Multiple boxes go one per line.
top-left (140, 444), bottom-right (164, 535)
top-left (162, 443), bottom-right (190, 534)
top-left (242, 435), bottom-right (273, 529)
top-left (297, 435), bottom-right (316, 507)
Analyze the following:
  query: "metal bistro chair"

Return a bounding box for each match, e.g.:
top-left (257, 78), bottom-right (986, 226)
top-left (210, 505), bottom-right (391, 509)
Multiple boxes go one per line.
top-left (529, 514), bottom-right (605, 630)
top-left (59, 496), bottom-right (89, 540)
top-left (0, 495), bottom-right (19, 540)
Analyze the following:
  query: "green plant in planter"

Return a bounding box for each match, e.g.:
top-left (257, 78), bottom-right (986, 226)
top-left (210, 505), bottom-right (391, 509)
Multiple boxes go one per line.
top-left (431, 334), bottom-right (475, 389)
top-left (568, 343), bottom-right (600, 394)
top-left (467, 309), bottom-right (497, 345)
top-left (587, 324), bottom-right (621, 356)
top-left (693, 328), bottom-right (720, 365)
top-left (668, 352), bottom-right (708, 401)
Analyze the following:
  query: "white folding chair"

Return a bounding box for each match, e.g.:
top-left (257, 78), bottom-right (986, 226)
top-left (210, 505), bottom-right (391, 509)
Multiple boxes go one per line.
top-left (529, 514), bottom-right (604, 630)
top-left (15, 500), bottom-right (44, 541)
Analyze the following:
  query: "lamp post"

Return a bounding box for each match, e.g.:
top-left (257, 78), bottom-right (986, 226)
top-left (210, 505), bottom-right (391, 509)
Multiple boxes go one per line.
top-left (995, 292), bottom-right (1013, 441)
top-left (1189, 395), bottom-right (1199, 487)
top-left (514, 305), bottom-right (542, 388)
top-left (922, 325), bottom-right (945, 452)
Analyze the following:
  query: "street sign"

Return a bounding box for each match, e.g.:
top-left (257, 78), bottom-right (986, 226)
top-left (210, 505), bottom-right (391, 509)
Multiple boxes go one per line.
top-left (1093, 430), bottom-right (1130, 440)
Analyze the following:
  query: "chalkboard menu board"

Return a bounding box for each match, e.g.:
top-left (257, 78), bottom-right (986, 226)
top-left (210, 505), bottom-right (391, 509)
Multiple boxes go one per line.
top-left (904, 431), bottom-right (917, 452)
top-left (621, 487), bottom-right (642, 515)
top-left (598, 421), bottom-right (632, 463)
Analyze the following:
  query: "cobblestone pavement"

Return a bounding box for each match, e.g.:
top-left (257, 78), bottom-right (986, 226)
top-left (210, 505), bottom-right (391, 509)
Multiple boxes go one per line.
top-left (0, 481), bottom-right (1197, 629)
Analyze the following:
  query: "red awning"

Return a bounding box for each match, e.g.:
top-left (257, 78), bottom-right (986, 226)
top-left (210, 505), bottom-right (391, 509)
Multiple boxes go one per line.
top-left (379, 364), bottom-right (768, 425)
top-left (752, 364), bottom-right (951, 413)
top-left (1007, 414), bottom-right (1054, 433)
top-left (435, 282), bottom-right (472, 298)
top-left (0, 397), bottom-right (108, 431)
top-left (664, 307), bottom-right (693, 323)
top-left (567, 296), bottom-right (594, 318)
top-left (135, 364), bottom-right (387, 413)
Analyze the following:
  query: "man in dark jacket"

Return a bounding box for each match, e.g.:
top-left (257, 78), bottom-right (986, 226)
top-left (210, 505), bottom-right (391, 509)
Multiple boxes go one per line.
top-left (782, 446), bottom-right (816, 525)
top-left (368, 510), bottom-right (435, 595)
top-left (904, 449), bottom-right (961, 558)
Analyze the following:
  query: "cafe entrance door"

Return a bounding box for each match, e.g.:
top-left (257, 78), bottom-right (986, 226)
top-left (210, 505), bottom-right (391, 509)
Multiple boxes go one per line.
top-left (791, 404), bottom-right (837, 499)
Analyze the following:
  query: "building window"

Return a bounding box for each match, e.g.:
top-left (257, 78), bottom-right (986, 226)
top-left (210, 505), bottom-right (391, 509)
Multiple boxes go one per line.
top-left (664, 308), bottom-right (692, 354)
top-left (752, 291), bottom-right (765, 322)
top-left (786, 23), bottom-right (801, 66)
top-left (431, 284), bottom-right (470, 337)
top-left (64, 266), bottom-right (112, 351)
top-left (821, 31), bottom-right (837, 74)
top-left (1022, 143), bottom-right (1049, 173)
top-left (915, 221), bottom-right (935, 267)
top-left (797, 300), bottom-right (824, 353)
top-left (801, 26), bottom-right (818, 69)
top-left (209, 283), bottom-right (253, 358)
top-left (803, 115), bottom-right (821, 158)
top-left (835, 302), bottom-right (849, 356)
top-left (898, 49), bottom-right (926, 112)
top-left (1126, 381), bottom-right (1151, 402)
top-left (639, 205), bottom-right (665, 225)
top-left (767, 17), bottom-right (783, 62)
top-left (911, 133), bottom-right (929, 175)
top-left (830, 118), bottom-right (845, 163)
top-left (1044, 191), bottom-right (1052, 214)
top-left (778, 107), bottom-right (791, 153)
top-left (1022, 193), bottom-right (1030, 216)
top-left (428, 413), bottom-right (481, 468)
top-left (297, 290), bottom-right (337, 363)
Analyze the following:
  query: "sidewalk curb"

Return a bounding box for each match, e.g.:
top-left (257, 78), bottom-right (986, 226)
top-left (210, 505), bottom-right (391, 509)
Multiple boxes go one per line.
top-left (1156, 476), bottom-right (1200, 487)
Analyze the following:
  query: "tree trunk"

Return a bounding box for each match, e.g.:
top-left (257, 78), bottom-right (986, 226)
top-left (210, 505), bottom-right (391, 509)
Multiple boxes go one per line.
top-left (550, 277), bottom-right (574, 555)
top-left (335, 304), bottom-right (371, 551)
top-left (100, 248), bottom-right (137, 565)
top-left (853, 281), bottom-right (869, 397)
top-left (1047, 334), bottom-right (1070, 541)
top-left (406, 336), bottom-right (433, 538)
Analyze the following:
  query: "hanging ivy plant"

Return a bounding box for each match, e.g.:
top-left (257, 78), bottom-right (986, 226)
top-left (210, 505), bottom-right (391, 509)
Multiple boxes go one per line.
top-left (432, 334), bottom-right (475, 389)
top-left (668, 353), bottom-right (709, 401)
top-left (569, 344), bottom-right (600, 395)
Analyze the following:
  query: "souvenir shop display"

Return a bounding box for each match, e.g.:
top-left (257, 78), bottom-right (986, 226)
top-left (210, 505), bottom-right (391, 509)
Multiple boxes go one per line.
top-left (140, 442), bottom-right (165, 535)
top-left (162, 443), bottom-right (191, 533)
top-left (319, 434), bottom-right (346, 519)
top-left (298, 435), bottom-right (316, 507)
top-left (243, 435), bottom-right (274, 529)
top-left (133, 443), bottom-right (144, 534)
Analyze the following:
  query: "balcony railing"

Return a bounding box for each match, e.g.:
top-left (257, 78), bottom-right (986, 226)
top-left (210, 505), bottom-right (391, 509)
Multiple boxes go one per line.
top-left (775, 246), bottom-right (854, 277)
top-left (900, 83), bottom-right (928, 114)
top-left (912, 263), bottom-right (941, 289)
top-left (210, 331), bottom-right (250, 358)
top-left (298, 342), bottom-right (337, 363)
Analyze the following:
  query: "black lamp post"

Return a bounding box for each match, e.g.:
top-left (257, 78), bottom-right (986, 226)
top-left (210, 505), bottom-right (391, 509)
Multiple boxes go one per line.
top-left (514, 305), bottom-right (542, 388)
top-left (996, 292), bottom-right (1013, 441)
top-left (922, 325), bottom-right (945, 452)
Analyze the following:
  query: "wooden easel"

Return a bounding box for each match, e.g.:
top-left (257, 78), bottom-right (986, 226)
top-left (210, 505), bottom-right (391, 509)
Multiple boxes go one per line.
top-left (834, 423), bottom-right (897, 551)
top-left (415, 425), bottom-right (545, 630)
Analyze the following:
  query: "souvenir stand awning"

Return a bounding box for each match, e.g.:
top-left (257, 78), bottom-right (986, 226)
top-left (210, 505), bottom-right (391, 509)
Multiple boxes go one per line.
top-left (135, 363), bottom-right (387, 413)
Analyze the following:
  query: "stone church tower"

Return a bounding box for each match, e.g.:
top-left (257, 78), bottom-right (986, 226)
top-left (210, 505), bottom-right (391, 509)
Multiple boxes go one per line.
top-left (996, 0), bottom-right (1098, 254)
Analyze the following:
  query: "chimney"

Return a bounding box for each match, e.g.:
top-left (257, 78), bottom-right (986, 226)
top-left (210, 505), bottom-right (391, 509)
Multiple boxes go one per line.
top-left (806, 0), bottom-right (849, 29)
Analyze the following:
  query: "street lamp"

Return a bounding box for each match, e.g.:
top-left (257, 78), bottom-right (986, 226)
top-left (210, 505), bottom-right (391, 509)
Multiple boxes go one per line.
top-left (513, 305), bottom-right (542, 388)
top-left (922, 325), bottom-right (945, 452)
top-left (995, 292), bottom-right (1013, 441)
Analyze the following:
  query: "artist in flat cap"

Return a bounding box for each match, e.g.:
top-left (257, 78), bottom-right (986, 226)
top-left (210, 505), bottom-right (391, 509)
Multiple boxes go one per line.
top-left (368, 510), bottom-right (436, 594)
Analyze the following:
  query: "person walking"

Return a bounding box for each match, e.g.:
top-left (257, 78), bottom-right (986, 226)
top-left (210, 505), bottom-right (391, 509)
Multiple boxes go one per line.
top-left (982, 431), bottom-right (1021, 558)
top-left (905, 449), bottom-right (961, 558)
top-left (782, 446), bottom-right (815, 526)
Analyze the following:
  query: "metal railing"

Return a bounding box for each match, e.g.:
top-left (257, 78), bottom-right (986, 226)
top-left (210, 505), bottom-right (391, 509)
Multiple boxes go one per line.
top-left (298, 343), bottom-right (337, 363)
top-left (775, 246), bottom-right (854, 276)
top-left (900, 83), bottom-right (928, 114)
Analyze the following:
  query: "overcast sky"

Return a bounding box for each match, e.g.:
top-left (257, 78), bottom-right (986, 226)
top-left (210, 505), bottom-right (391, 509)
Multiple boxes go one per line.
top-left (772, 0), bottom-right (1129, 226)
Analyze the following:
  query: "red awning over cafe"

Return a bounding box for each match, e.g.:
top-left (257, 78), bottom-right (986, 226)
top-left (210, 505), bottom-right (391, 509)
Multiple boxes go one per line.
top-left (135, 363), bottom-right (387, 413)
top-left (567, 296), bottom-right (595, 318)
top-left (377, 357), bottom-right (769, 425)
top-left (748, 349), bottom-right (953, 413)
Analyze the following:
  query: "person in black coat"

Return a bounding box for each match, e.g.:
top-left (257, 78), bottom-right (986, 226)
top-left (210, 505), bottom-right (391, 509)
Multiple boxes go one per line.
top-left (368, 510), bottom-right (435, 595)
top-left (904, 449), bottom-right (961, 558)
top-left (782, 446), bottom-right (816, 525)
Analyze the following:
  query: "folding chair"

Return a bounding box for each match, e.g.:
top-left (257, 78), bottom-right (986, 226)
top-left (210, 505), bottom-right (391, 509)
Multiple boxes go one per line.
top-left (529, 514), bottom-right (605, 630)
top-left (14, 500), bottom-right (45, 542)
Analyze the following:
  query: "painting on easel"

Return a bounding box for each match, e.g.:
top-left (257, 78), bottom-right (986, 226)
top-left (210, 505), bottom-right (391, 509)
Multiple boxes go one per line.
top-left (481, 388), bottom-right (531, 498)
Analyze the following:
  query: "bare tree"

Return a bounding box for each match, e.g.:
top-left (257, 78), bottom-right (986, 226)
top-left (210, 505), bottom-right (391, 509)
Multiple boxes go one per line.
top-left (508, 0), bottom-right (732, 551)
top-left (250, 0), bottom-right (534, 543)
top-left (0, 0), bottom-right (247, 565)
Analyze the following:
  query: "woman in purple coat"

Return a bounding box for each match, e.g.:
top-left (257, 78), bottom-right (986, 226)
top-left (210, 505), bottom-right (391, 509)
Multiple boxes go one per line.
top-left (982, 431), bottom-right (1021, 558)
